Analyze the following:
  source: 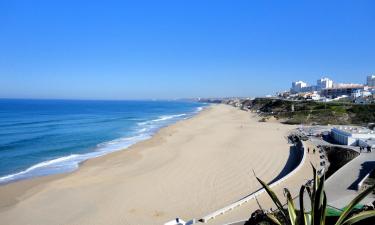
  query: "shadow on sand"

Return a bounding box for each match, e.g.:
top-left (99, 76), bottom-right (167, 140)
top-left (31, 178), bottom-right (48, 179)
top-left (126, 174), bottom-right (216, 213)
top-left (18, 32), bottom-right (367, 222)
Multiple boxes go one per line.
top-left (270, 145), bottom-right (304, 184)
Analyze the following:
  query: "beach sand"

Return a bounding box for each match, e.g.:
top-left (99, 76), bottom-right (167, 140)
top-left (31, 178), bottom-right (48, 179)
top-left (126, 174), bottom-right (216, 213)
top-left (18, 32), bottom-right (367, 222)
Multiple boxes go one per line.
top-left (0, 104), bottom-right (308, 225)
top-left (206, 140), bottom-right (321, 225)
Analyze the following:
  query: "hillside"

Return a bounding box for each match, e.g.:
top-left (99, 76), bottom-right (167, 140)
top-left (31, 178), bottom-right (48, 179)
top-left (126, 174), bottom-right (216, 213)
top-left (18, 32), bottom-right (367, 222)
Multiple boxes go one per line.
top-left (243, 98), bottom-right (375, 125)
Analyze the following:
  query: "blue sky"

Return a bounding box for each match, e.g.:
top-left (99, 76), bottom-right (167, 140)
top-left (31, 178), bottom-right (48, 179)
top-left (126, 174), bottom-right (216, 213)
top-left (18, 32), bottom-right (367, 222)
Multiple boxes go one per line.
top-left (1, 0), bottom-right (374, 99)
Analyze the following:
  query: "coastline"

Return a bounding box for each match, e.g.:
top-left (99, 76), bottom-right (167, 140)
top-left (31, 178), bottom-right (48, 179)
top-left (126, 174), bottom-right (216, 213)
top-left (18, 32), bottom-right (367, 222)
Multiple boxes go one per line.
top-left (0, 105), bottom-right (209, 206)
top-left (0, 104), bottom-right (299, 225)
top-left (0, 103), bottom-right (205, 185)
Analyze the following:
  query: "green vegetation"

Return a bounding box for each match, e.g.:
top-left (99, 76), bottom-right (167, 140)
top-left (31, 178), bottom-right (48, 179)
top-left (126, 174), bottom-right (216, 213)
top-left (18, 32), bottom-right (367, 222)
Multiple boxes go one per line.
top-left (248, 98), bottom-right (375, 125)
top-left (252, 165), bottom-right (375, 225)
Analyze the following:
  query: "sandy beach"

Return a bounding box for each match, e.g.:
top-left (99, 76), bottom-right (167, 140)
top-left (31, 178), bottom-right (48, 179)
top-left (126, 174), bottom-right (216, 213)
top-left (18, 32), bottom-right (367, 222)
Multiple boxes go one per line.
top-left (0, 104), bottom-right (304, 225)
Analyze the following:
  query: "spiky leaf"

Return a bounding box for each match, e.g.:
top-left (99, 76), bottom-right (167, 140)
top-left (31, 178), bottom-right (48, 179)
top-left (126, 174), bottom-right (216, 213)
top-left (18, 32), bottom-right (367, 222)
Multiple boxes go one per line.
top-left (306, 186), bottom-right (312, 201)
top-left (311, 163), bottom-right (318, 192)
top-left (313, 174), bottom-right (325, 225)
top-left (341, 210), bottom-right (375, 225)
top-left (266, 213), bottom-right (282, 225)
top-left (285, 188), bottom-right (297, 225)
top-left (298, 185), bottom-right (308, 225)
top-left (320, 192), bottom-right (327, 225)
top-left (335, 184), bottom-right (375, 225)
top-left (256, 177), bottom-right (287, 221)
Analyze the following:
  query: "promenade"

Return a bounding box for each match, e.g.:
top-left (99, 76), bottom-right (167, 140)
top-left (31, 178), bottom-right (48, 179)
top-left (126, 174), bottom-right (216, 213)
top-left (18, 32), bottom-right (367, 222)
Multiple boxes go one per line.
top-left (325, 151), bottom-right (375, 208)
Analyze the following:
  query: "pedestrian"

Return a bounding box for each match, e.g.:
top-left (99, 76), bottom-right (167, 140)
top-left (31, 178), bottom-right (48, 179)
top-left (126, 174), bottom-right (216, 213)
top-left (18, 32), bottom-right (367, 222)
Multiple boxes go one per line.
top-left (308, 148), bottom-right (310, 153)
top-left (313, 148), bottom-right (316, 154)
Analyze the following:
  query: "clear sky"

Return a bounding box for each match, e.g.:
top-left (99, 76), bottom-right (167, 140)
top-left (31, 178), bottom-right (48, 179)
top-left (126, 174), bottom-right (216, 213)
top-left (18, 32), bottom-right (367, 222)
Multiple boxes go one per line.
top-left (1, 0), bottom-right (374, 100)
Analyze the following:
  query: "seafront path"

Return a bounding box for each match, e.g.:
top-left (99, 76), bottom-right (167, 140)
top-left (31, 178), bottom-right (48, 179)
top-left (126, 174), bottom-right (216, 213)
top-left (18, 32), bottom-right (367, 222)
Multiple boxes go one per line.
top-left (325, 150), bottom-right (375, 208)
top-left (309, 135), bottom-right (375, 208)
top-left (203, 140), bottom-right (321, 225)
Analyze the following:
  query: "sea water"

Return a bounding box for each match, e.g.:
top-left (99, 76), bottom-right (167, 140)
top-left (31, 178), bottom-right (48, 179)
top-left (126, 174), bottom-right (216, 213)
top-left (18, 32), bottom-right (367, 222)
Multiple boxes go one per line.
top-left (0, 99), bottom-right (205, 184)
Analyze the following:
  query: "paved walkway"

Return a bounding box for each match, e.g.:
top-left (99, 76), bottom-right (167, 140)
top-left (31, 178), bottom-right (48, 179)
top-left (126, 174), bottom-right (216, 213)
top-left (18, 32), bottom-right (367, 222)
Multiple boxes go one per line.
top-left (325, 151), bottom-right (375, 208)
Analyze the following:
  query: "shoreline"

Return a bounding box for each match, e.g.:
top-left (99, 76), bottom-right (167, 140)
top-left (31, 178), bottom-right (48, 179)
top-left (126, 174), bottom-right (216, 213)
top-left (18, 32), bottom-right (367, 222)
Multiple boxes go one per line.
top-left (0, 104), bottom-right (299, 225)
top-left (0, 105), bottom-right (206, 185)
top-left (0, 105), bottom-right (210, 208)
top-left (0, 106), bottom-right (209, 203)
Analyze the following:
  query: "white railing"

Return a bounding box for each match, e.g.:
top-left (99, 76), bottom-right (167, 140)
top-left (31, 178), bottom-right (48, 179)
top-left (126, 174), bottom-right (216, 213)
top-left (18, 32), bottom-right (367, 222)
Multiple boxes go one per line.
top-left (199, 141), bottom-right (307, 223)
top-left (357, 173), bottom-right (371, 192)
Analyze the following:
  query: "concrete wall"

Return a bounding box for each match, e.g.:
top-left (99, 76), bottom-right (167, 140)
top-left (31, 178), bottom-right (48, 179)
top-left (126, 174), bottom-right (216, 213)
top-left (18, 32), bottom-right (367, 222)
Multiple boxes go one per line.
top-left (323, 146), bottom-right (360, 178)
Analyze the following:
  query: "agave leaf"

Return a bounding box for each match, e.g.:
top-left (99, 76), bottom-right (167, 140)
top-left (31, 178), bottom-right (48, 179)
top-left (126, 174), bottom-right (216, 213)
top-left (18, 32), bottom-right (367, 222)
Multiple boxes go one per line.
top-left (312, 171), bottom-right (325, 225)
top-left (311, 164), bottom-right (317, 225)
top-left (305, 213), bottom-right (312, 225)
top-left (306, 186), bottom-right (312, 201)
top-left (285, 188), bottom-right (297, 225)
top-left (256, 177), bottom-right (287, 221)
top-left (311, 163), bottom-right (318, 192)
top-left (320, 192), bottom-right (327, 225)
top-left (335, 184), bottom-right (375, 225)
top-left (266, 213), bottom-right (283, 225)
top-left (341, 210), bottom-right (375, 225)
top-left (298, 185), bottom-right (308, 225)
top-left (316, 174), bottom-right (325, 206)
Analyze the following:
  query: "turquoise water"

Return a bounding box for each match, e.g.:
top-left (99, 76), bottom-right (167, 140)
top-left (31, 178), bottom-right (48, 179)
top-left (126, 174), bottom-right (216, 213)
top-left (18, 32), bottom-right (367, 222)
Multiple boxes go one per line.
top-left (0, 99), bottom-right (205, 184)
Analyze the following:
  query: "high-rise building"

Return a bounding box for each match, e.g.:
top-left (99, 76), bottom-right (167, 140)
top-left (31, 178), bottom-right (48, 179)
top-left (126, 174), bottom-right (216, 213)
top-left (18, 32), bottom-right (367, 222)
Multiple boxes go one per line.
top-left (291, 81), bottom-right (307, 93)
top-left (367, 75), bottom-right (375, 87)
top-left (317, 77), bottom-right (333, 90)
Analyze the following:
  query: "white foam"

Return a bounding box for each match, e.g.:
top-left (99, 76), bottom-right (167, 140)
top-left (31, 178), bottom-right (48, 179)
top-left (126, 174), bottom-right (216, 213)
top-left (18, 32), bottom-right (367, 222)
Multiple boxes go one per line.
top-left (196, 107), bottom-right (203, 112)
top-left (152, 113), bottom-right (187, 122)
top-left (0, 133), bottom-right (152, 184)
top-left (137, 113), bottom-right (187, 126)
top-left (0, 154), bottom-right (81, 183)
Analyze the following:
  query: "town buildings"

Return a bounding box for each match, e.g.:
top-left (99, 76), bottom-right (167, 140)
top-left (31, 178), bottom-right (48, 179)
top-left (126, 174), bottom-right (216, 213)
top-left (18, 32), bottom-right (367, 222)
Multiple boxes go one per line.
top-left (287, 75), bottom-right (374, 103)
top-left (321, 84), bottom-right (364, 99)
top-left (317, 77), bottom-right (333, 90)
top-left (291, 81), bottom-right (307, 93)
top-left (367, 75), bottom-right (375, 87)
top-left (291, 77), bottom-right (332, 94)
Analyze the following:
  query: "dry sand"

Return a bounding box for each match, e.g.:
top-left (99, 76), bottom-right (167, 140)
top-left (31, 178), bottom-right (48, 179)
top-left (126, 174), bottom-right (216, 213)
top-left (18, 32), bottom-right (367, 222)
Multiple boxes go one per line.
top-left (206, 140), bottom-right (321, 225)
top-left (0, 104), bottom-right (308, 225)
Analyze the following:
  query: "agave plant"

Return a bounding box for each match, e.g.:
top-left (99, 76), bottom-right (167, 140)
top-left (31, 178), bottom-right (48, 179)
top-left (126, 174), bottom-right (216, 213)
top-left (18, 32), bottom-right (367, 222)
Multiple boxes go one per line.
top-left (256, 165), bottom-right (375, 225)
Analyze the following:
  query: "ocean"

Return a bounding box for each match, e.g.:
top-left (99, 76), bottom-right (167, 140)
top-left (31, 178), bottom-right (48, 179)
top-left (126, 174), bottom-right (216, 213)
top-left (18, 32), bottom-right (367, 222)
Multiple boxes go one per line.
top-left (0, 99), bottom-right (206, 184)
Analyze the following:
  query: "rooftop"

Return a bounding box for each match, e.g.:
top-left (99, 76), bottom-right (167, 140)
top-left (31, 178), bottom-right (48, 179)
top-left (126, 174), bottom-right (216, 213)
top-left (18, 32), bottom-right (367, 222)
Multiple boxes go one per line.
top-left (325, 84), bottom-right (364, 90)
top-left (334, 126), bottom-right (375, 135)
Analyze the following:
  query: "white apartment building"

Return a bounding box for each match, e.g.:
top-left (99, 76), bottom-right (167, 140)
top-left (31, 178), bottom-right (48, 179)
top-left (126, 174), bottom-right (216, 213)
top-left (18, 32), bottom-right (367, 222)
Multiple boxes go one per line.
top-left (317, 77), bottom-right (333, 90)
top-left (367, 75), bottom-right (375, 87)
top-left (291, 81), bottom-right (307, 93)
top-left (331, 126), bottom-right (375, 146)
top-left (352, 89), bottom-right (372, 99)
